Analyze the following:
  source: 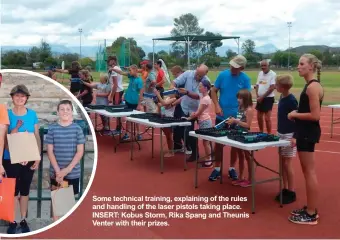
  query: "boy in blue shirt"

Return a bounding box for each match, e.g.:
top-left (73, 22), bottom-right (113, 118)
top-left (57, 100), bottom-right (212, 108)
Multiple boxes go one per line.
top-left (210, 55), bottom-right (252, 181)
top-left (275, 74), bottom-right (298, 204)
top-left (111, 65), bottom-right (144, 140)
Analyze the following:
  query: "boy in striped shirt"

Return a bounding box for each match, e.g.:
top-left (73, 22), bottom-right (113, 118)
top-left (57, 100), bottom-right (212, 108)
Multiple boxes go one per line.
top-left (275, 75), bottom-right (298, 204)
top-left (46, 100), bottom-right (85, 196)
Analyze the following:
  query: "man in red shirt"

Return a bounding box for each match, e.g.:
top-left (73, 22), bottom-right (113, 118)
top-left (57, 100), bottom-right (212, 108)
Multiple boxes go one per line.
top-left (154, 60), bottom-right (165, 98)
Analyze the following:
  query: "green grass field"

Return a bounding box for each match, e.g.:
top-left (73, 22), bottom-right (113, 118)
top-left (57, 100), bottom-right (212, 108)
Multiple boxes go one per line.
top-left (50, 69), bottom-right (340, 105)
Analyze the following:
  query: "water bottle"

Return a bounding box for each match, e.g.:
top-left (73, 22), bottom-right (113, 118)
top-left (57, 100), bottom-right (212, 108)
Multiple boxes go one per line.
top-left (161, 106), bottom-right (166, 117)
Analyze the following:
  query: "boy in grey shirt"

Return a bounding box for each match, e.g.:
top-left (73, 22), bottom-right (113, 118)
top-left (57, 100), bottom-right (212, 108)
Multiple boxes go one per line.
top-left (46, 100), bottom-right (86, 196)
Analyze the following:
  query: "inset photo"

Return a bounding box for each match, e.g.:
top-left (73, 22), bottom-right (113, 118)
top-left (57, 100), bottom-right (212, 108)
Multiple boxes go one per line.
top-left (0, 70), bottom-right (97, 236)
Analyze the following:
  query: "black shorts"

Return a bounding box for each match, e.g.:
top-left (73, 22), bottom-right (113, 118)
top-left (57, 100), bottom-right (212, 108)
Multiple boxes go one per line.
top-left (256, 97), bottom-right (275, 113)
top-left (70, 82), bottom-right (81, 94)
top-left (50, 178), bottom-right (80, 195)
top-left (126, 101), bottom-right (138, 110)
top-left (296, 138), bottom-right (316, 152)
top-left (2, 160), bottom-right (35, 196)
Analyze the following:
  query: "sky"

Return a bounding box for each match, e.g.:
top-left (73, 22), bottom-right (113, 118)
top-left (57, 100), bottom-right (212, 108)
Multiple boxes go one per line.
top-left (0, 0), bottom-right (339, 50)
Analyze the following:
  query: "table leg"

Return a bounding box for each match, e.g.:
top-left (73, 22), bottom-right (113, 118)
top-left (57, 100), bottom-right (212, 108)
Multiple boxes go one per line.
top-left (160, 128), bottom-right (164, 174)
top-left (331, 108), bottom-right (334, 138)
top-left (279, 152), bottom-right (283, 208)
top-left (152, 128), bottom-right (154, 158)
top-left (220, 145), bottom-right (224, 184)
top-left (130, 121), bottom-right (134, 161)
top-left (184, 126), bottom-right (187, 171)
top-left (251, 150), bottom-right (255, 214)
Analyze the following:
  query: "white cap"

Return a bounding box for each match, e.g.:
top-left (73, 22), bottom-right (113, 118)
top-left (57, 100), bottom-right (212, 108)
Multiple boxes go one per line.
top-left (229, 55), bottom-right (247, 68)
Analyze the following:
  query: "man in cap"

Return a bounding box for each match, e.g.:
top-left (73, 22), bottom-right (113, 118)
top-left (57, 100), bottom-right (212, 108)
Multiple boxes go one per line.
top-left (210, 55), bottom-right (252, 182)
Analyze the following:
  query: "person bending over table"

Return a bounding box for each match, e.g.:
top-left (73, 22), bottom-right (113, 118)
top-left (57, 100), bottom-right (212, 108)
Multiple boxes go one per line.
top-left (170, 64), bottom-right (210, 162)
top-left (111, 65), bottom-right (144, 141)
top-left (210, 55), bottom-right (251, 182)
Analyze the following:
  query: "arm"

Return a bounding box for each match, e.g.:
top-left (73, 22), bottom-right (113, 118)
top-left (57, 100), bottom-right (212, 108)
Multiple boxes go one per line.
top-left (65, 144), bottom-right (84, 173)
top-left (255, 74), bottom-right (260, 98)
top-left (0, 124), bottom-right (8, 179)
top-left (185, 90), bottom-right (200, 100)
top-left (290, 84), bottom-right (321, 121)
top-left (260, 84), bottom-right (275, 98)
top-left (82, 81), bottom-right (97, 89)
top-left (188, 103), bottom-right (208, 120)
top-left (111, 67), bottom-right (128, 76)
top-left (153, 89), bottom-right (176, 106)
top-left (235, 108), bottom-right (254, 129)
top-left (55, 69), bottom-right (69, 74)
top-left (47, 144), bottom-right (60, 174)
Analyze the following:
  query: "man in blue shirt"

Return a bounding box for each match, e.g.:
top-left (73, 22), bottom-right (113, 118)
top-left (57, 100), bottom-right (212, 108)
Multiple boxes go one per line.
top-left (209, 55), bottom-right (252, 181)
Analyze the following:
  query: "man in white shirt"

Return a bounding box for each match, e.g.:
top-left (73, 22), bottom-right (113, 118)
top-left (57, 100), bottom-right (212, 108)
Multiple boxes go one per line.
top-left (107, 56), bottom-right (124, 135)
top-left (255, 60), bottom-right (276, 134)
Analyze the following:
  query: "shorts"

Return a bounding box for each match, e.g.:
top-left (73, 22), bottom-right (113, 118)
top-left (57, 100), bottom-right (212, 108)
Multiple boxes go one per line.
top-left (96, 97), bottom-right (109, 105)
top-left (70, 82), bottom-right (81, 94)
top-left (256, 97), bottom-right (274, 113)
top-left (113, 91), bottom-right (124, 105)
top-left (50, 178), bottom-right (80, 195)
top-left (2, 160), bottom-right (35, 196)
top-left (296, 138), bottom-right (316, 152)
top-left (199, 119), bottom-right (212, 129)
top-left (126, 101), bottom-right (138, 110)
top-left (278, 132), bottom-right (296, 157)
top-left (142, 97), bottom-right (157, 113)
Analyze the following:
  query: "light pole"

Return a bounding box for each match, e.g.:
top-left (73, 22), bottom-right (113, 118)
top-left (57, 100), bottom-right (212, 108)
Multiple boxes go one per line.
top-left (287, 22), bottom-right (292, 69)
top-left (78, 28), bottom-right (82, 60)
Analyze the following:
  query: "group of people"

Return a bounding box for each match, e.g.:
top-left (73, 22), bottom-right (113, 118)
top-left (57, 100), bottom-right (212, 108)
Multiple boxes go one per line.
top-left (0, 79), bottom-right (86, 233)
top-left (55, 52), bottom-right (323, 226)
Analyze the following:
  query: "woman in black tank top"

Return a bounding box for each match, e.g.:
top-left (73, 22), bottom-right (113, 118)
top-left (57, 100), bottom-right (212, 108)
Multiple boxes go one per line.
top-left (287, 54), bottom-right (324, 225)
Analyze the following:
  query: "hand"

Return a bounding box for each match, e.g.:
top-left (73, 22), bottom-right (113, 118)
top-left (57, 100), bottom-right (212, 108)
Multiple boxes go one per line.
top-left (21, 161), bottom-right (28, 166)
top-left (137, 104), bottom-right (143, 111)
top-left (153, 88), bottom-right (159, 95)
top-left (0, 165), bottom-right (5, 181)
top-left (291, 138), bottom-right (296, 147)
top-left (190, 112), bottom-right (196, 118)
top-left (215, 106), bottom-right (223, 116)
top-left (177, 88), bottom-right (187, 95)
top-left (257, 97), bottom-right (264, 103)
top-left (227, 117), bottom-right (237, 125)
top-left (288, 110), bottom-right (297, 121)
top-left (56, 168), bottom-right (70, 182)
top-left (30, 160), bottom-right (40, 170)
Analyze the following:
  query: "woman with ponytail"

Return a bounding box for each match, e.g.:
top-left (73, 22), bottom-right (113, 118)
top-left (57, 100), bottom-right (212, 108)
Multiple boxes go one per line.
top-left (287, 53), bottom-right (324, 225)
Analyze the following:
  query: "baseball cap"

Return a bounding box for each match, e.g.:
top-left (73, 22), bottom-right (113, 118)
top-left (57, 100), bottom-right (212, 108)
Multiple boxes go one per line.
top-left (229, 55), bottom-right (247, 68)
top-left (10, 84), bottom-right (30, 96)
top-left (140, 60), bottom-right (149, 65)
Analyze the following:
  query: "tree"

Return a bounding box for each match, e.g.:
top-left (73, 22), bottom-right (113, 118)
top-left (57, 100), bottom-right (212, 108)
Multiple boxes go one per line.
top-left (2, 50), bottom-right (27, 66)
top-left (170, 13), bottom-right (204, 62)
top-left (39, 39), bottom-right (52, 63)
top-left (27, 46), bottom-right (40, 65)
top-left (226, 49), bottom-right (237, 60)
top-left (308, 49), bottom-right (322, 61)
top-left (241, 39), bottom-right (255, 56)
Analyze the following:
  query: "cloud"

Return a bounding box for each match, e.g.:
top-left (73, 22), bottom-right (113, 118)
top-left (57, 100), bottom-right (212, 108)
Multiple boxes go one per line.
top-left (0, 0), bottom-right (339, 55)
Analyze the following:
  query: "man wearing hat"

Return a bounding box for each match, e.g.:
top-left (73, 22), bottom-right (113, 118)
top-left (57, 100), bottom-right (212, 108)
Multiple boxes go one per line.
top-left (210, 55), bottom-right (252, 182)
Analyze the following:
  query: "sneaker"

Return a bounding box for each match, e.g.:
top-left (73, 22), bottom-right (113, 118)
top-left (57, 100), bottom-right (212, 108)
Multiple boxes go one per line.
top-left (20, 219), bottom-right (30, 233)
top-left (239, 180), bottom-right (252, 187)
top-left (291, 206), bottom-right (319, 219)
top-left (208, 169), bottom-right (221, 181)
top-left (288, 210), bottom-right (318, 225)
top-left (7, 221), bottom-right (17, 234)
top-left (122, 134), bottom-right (130, 141)
top-left (275, 189), bottom-right (296, 204)
top-left (136, 134), bottom-right (142, 141)
top-left (185, 149), bottom-right (192, 155)
top-left (232, 179), bottom-right (245, 186)
top-left (201, 161), bottom-right (213, 168)
top-left (228, 168), bottom-right (238, 181)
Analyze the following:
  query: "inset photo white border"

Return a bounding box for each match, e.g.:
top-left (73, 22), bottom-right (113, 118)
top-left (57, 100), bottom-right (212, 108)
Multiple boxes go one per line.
top-left (0, 69), bottom-right (98, 238)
